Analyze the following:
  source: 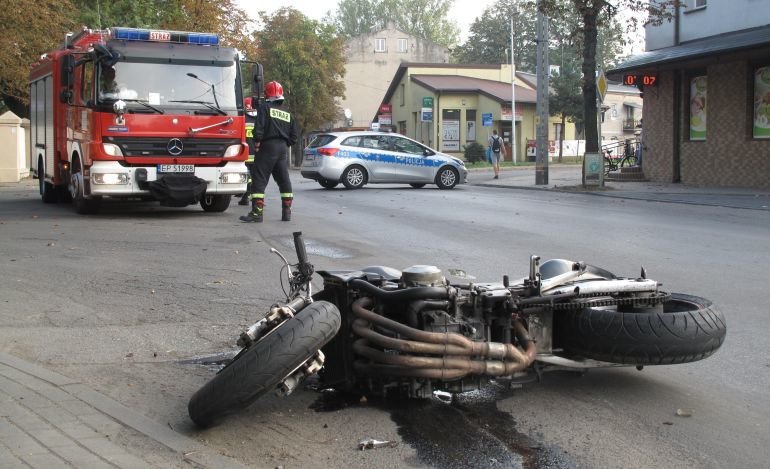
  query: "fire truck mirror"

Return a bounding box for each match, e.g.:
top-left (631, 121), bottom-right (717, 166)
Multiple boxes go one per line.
top-left (60, 55), bottom-right (74, 88)
top-left (59, 90), bottom-right (73, 105)
top-left (252, 63), bottom-right (264, 100)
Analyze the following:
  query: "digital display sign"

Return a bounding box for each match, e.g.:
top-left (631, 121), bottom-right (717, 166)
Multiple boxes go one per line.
top-left (623, 74), bottom-right (658, 88)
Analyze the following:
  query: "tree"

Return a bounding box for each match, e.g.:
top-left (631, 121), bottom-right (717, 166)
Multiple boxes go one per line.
top-left (253, 8), bottom-right (346, 165)
top-left (549, 64), bottom-right (583, 162)
top-left (0, 0), bottom-right (75, 117)
top-left (537, 0), bottom-right (680, 153)
top-left (452, 1), bottom-right (537, 70)
top-left (70, 0), bottom-right (171, 30)
top-left (330, 0), bottom-right (460, 47)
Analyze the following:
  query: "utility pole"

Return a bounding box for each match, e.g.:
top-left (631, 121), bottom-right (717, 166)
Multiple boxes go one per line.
top-left (510, 17), bottom-right (517, 164)
top-left (535, 4), bottom-right (549, 185)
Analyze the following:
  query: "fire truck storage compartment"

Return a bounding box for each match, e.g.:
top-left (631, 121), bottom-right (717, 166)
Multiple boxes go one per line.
top-left (29, 76), bottom-right (55, 181)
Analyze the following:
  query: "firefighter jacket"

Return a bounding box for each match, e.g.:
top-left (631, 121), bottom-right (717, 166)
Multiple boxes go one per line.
top-left (244, 113), bottom-right (257, 162)
top-left (254, 101), bottom-right (298, 147)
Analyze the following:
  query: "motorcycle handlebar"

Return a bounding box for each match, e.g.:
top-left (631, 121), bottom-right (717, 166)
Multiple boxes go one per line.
top-left (293, 232), bottom-right (308, 265)
top-left (293, 231), bottom-right (314, 279)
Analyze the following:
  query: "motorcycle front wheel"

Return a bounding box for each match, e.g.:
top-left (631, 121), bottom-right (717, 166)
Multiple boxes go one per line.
top-left (188, 300), bottom-right (341, 428)
top-left (555, 293), bottom-right (726, 365)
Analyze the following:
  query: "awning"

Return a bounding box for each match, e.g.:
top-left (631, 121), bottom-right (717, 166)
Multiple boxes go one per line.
top-left (607, 25), bottom-right (770, 78)
top-left (623, 102), bottom-right (643, 109)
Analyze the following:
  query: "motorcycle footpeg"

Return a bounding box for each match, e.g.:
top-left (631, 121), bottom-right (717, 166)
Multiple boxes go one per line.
top-left (277, 350), bottom-right (325, 397)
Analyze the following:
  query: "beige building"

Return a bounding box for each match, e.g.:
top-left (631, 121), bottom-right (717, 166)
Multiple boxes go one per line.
top-left (378, 63), bottom-right (577, 163)
top-left (338, 22), bottom-right (449, 129)
top-left (601, 82), bottom-right (643, 144)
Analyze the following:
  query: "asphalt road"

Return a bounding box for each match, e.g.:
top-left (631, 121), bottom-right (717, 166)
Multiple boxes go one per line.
top-left (1, 173), bottom-right (768, 468)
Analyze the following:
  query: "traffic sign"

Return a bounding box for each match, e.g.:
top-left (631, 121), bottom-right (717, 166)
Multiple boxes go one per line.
top-left (597, 69), bottom-right (608, 102)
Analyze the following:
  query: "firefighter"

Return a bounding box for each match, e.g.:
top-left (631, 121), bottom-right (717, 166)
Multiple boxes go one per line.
top-left (238, 97), bottom-right (258, 205)
top-left (240, 81), bottom-right (298, 223)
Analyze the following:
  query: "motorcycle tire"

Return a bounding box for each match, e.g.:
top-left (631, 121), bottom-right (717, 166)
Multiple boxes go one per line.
top-left (555, 293), bottom-right (726, 365)
top-left (188, 300), bottom-right (341, 428)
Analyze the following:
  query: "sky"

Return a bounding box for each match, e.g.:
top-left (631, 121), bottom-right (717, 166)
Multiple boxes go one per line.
top-left (236, 0), bottom-right (497, 41)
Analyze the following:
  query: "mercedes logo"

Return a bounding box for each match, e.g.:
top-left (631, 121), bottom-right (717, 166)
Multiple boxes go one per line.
top-left (167, 138), bottom-right (184, 156)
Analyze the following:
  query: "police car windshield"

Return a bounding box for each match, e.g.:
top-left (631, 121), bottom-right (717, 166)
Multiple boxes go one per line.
top-left (97, 61), bottom-right (238, 115)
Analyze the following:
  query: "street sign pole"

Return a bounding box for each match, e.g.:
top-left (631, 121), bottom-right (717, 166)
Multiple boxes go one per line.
top-left (510, 17), bottom-right (517, 164)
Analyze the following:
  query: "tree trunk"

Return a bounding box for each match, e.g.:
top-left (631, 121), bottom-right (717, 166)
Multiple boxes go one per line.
top-left (581, 4), bottom-right (599, 153)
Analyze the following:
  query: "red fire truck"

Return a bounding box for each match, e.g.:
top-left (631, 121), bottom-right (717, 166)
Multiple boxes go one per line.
top-left (29, 27), bottom-right (257, 213)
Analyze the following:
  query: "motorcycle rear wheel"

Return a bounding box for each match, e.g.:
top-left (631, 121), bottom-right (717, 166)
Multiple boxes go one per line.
top-left (556, 293), bottom-right (726, 365)
top-left (188, 301), bottom-right (341, 428)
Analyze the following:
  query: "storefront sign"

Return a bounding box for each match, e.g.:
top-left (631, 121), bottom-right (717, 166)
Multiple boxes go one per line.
top-left (482, 113), bottom-right (493, 127)
top-left (421, 108), bottom-right (433, 122)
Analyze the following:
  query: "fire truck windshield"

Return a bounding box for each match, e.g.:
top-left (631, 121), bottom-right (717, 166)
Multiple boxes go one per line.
top-left (97, 61), bottom-right (239, 115)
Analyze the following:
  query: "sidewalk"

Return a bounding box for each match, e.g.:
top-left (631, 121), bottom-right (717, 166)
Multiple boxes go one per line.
top-left (469, 164), bottom-right (770, 211)
top-left (0, 352), bottom-right (243, 469)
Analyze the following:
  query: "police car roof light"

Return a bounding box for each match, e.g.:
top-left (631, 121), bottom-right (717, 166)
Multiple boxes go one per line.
top-left (109, 28), bottom-right (219, 45)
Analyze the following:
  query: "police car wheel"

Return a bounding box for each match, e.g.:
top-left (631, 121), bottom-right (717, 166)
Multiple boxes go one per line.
top-left (342, 165), bottom-right (366, 189)
top-left (435, 167), bottom-right (459, 190)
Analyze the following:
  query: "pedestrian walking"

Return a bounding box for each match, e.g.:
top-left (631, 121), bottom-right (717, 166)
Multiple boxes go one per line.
top-left (488, 129), bottom-right (506, 179)
top-left (238, 97), bottom-right (258, 206)
top-left (240, 81), bottom-right (298, 223)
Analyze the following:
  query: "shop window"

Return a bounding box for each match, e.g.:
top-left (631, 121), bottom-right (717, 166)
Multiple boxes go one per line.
top-left (466, 109), bottom-right (477, 142)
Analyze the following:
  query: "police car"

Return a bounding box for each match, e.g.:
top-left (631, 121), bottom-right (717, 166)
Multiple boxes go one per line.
top-left (300, 131), bottom-right (468, 190)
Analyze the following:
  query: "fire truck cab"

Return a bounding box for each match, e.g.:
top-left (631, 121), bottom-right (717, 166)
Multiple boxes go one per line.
top-left (29, 27), bottom-right (256, 213)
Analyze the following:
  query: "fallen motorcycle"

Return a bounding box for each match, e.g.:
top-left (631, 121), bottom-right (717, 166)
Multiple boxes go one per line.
top-left (188, 232), bottom-right (726, 427)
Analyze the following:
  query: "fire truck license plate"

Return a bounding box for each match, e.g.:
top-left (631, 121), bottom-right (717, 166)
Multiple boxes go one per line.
top-left (158, 164), bottom-right (194, 173)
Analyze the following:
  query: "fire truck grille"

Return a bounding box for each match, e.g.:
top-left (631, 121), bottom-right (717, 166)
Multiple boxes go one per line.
top-left (107, 137), bottom-right (241, 157)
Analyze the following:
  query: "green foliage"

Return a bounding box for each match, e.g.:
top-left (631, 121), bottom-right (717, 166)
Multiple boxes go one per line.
top-left (452, 0), bottom-right (537, 71)
top-left (463, 142), bottom-right (486, 163)
top-left (0, 0), bottom-right (76, 117)
top-left (254, 8), bottom-right (346, 139)
top-left (330, 0), bottom-right (460, 47)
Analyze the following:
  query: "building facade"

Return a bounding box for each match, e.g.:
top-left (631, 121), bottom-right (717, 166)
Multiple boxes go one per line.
top-left (609, 0), bottom-right (770, 187)
top-left (379, 63), bottom-right (578, 163)
top-left (339, 22), bottom-right (449, 129)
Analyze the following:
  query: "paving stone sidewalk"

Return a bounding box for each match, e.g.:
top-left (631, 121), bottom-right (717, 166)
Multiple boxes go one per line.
top-left (0, 352), bottom-right (243, 469)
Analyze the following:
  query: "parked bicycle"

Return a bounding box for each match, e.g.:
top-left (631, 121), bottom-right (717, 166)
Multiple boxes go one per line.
top-left (603, 143), bottom-right (638, 175)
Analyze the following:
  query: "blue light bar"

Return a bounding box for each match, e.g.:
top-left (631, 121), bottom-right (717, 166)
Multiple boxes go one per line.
top-left (109, 28), bottom-right (219, 45)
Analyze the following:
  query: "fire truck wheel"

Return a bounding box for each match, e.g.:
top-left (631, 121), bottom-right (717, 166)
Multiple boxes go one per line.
top-left (70, 158), bottom-right (101, 214)
top-left (39, 158), bottom-right (57, 203)
top-left (200, 195), bottom-right (231, 212)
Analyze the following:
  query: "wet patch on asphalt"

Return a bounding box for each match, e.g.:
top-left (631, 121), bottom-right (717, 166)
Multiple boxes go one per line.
top-left (311, 386), bottom-right (575, 469)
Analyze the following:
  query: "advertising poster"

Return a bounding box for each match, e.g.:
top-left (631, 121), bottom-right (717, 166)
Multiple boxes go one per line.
top-left (754, 66), bottom-right (770, 139)
top-left (689, 76), bottom-right (707, 141)
top-left (442, 120), bottom-right (460, 151)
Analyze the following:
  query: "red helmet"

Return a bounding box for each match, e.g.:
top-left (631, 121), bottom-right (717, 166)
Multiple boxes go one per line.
top-left (244, 96), bottom-right (254, 110)
top-left (264, 81), bottom-right (284, 101)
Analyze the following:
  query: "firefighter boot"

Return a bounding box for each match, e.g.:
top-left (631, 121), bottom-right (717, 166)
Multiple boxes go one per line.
top-left (281, 196), bottom-right (293, 222)
top-left (239, 198), bottom-right (264, 223)
top-left (237, 193), bottom-right (249, 206)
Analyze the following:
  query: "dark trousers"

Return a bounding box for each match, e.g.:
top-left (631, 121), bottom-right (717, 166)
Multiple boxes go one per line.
top-left (250, 139), bottom-right (292, 196)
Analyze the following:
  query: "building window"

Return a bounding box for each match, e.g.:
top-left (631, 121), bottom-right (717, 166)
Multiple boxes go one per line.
top-left (398, 38), bottom-right (408, 53)
top-left (466, 110), bottom-right (477, 142)
top-left (400, 84), bottom-right (405, 106)
top-left (753, 66), bottom-right (770, 139)
top-left (693, 0), bottom-right (706, 8)
top-left (375, 38), bottom-right (386, 52)
top-left (553, 123), bottom-right (563, 141)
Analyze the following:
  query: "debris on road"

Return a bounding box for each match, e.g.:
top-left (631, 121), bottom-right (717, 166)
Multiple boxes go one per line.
top-left (675, 409), bottom-right (693, 417)
top-left (358, 438), bottom-right (398, 450)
